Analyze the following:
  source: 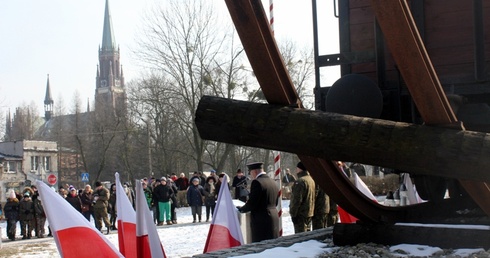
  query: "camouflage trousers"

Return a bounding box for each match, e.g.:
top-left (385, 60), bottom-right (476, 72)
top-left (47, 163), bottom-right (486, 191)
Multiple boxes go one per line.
top-left (312, 214), bottom-right (328, 230)
top-left (35, 216), bottom-right (47, 237)
top-left (293, 215), bottom-right (312, 233)
top-left (20, 219), bottom-right (34, 237)
top-left (94, 207), bottom-right (111, 230)
top-left (177, 190), bottom-right (188, 207)
top-left (327, 210), bottom-right (339, 227)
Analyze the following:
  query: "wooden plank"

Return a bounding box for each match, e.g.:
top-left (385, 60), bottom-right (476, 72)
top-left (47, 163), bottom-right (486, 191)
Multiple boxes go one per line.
top-left (195, 96), bottom-right (490, 182)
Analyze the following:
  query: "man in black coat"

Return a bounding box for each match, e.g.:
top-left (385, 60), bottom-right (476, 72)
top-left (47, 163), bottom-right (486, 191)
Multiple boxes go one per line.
top-left (238, 162), bottom-right (279, 243)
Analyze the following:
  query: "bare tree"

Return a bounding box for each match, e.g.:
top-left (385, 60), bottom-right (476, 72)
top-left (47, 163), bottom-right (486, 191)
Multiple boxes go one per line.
top-left (135, 0), bottom-right (249, 172)
top-left (127, 74), bottom-right (191, 176)
top-left (278, 39), bottom-right (315, 109)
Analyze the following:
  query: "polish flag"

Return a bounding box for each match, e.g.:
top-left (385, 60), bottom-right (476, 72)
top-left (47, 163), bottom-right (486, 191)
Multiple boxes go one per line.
top-left (135, 180), bottom-right (167, 258)
top-left (115, 172), bottom-right (137, 258)
top-left (203, 174), bottom-right (244, 253)
top-left (339, 172), bottom-right (377, 223)
top-left (35, 180), bottom-right (123, 258)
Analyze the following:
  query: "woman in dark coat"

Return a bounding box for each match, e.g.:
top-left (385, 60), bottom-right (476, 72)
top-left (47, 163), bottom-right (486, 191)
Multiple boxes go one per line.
top-left (186, 177), bottom-right (206, 223)
top-left (4, 190), bottom-right (20, 241)
top-left (203, 176), bottom-right (217, 222)
top-left (80, 184), bottom-right (94, 221)
top-left (66, 186), bottom-right (82, 213)
top-left (108, 184), bottom-right (117, 229)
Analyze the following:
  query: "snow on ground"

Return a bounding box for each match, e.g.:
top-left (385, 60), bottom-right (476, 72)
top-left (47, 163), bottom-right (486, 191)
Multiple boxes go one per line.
top-left (0, 200), bottom-right (487, 257)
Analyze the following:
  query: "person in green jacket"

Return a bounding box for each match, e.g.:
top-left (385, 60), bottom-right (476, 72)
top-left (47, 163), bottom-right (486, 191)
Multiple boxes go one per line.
top-left (289, 161), bottom-right (316, 233)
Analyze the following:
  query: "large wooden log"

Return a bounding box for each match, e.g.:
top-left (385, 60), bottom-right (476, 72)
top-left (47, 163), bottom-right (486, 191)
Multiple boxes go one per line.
top-left (195, 96), bottom-right (490, 182)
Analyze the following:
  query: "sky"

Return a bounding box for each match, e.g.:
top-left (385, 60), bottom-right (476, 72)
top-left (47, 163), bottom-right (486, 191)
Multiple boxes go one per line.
top-left (0, 0), bottom-right (340, 117)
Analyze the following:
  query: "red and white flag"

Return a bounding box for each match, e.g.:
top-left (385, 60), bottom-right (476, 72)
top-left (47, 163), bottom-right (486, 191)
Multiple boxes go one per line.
top-left (36, 180), bottom-right (123, 258)
top-left (115, 172), bottom-right (137, 258)
top-left (135, 180), bottom-right (167, 258)
top-left (339, 172), bottom-right (378, 223)
top-left (203, 174), bottom-right (244, 253)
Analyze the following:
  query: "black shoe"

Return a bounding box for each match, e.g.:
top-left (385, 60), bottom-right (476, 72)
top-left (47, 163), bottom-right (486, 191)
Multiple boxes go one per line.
top-left (22, 236), bottom-right (27, 239)
top-left (192, 220), bottom-right (196, 223)
top-left (106, 228), bottom-right (110, 235)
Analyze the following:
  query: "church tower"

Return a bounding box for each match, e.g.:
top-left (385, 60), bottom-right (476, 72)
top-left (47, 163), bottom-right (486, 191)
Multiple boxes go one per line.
top-left (95, 0), bottom-right (126, 116)
top-left (44, 74), bottom-right (54, 121)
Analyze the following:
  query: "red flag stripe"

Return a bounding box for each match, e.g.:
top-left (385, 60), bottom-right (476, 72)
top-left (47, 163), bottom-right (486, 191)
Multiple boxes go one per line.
top-left (57, 227), bottom-right (123, 258)
top-left (204, 224), bottom-right (242, 253)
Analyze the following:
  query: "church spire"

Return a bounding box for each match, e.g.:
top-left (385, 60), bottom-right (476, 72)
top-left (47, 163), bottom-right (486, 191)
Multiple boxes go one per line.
top-left (101, 0), bottom-right (116, 51)
top-left (44, 74), bottom-right (54, 121)
top-left (95, 0), bottom-right (126, 116)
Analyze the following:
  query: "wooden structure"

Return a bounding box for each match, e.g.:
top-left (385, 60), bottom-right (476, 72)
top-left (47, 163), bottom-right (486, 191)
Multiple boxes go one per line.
top-left (204, 1), bottom-right (490, 248)
top-left (314, 0), bottom-right (490, 213)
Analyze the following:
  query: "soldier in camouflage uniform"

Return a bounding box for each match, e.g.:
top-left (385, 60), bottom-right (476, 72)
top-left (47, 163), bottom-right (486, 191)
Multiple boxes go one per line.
top-left (93, 181), bottom-right (111, 234)
top-left (327, 199), bottom-right (339, 226)
top-left (33, 189), bottom-right (47, 238)
top-left (312, 185), bottom-right (330, 230)
top-left (289, 162), bottom-right (316, 233)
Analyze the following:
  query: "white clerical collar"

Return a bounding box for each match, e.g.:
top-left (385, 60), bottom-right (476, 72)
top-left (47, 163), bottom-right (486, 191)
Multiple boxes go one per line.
top-left (255, 171), bottom-right (267, 179)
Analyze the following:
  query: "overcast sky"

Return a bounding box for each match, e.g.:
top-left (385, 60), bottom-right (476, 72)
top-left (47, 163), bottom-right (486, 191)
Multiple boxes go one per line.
top-left (0, 0), bottom-right (339, 116)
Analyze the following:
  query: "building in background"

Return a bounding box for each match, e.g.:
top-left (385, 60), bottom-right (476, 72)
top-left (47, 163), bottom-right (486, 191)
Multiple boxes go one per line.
top-left (0, 140), bottom-right (58, 204)
top-left (3, 0), bottom-right (127, 189)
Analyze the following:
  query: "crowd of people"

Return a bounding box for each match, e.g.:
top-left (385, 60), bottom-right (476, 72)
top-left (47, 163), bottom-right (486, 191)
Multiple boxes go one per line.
top-left (2, 185), bottom-right (49, 241)
top-left (0, 164), bottom-right (338, 243)
top-left (0, 170), bottom-right (248, 241)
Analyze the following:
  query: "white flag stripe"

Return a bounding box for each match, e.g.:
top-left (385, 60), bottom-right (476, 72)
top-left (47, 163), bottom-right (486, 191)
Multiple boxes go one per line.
top-left (116, 172), bottom-right (136, 222)
top-left (135, 180), bottom-right (148, 237)
top-left (211, 174), bottom-right (244, 244)
top-left (36, 180), bottom-right (123, 257)
top-left (403, 173), bottom-right (425, 204)
top-left (37, 180), bottom-right (95, 230)
top-left (136, 180), bottom-right (166, 258)
top-left (353, 172), bottom-right (377, 201)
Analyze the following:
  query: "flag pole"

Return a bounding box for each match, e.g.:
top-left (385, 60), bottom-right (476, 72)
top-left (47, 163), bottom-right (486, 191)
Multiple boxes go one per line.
top-left (269, 0), bottom-right (274, 35)
top-left (273, 151), bottom-right (283, 236)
